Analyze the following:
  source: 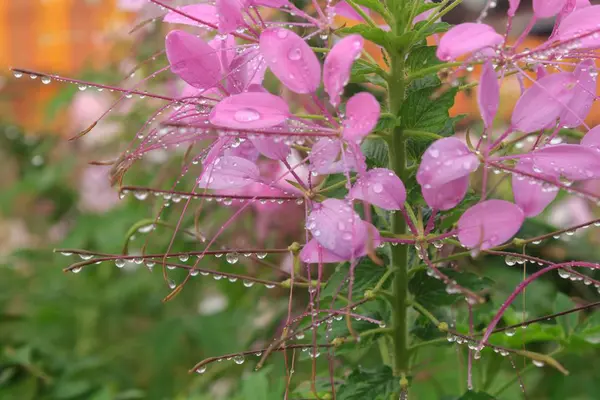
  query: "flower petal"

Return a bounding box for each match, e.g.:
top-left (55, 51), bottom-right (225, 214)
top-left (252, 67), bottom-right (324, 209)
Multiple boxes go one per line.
top-left (422, 176), bottom-right (469, 211)
top-left (216, 0), bottom-right (247, 34)
top-left (300, 239), bottom-right (348, 263)
top-left (581, 125), bottom-right (600, 149)
top-left (533, 0), bottom-right (567, 18)
top-left (512, 159), bottom-right (559, 217)
top-left (259, 28), bottom-right (321, 94)
top-left (511, 72), bottom-right (578, 133)
top-left (436, 23), bottom-right (503, 61)
top-left (478, 60), bottom-right (500, 129)
top-left (508, 0), bottom-right (521, 16)
top-left (209, 92), bottom-right (290, 129)
top-left (249, 136), bottom-right (290, 160)
top-left (417, 137), bottom-right (480, 188)
top-left (457, 200), bottom-right (524, 250)
top-left (306, 199), bottom-right (367, 259)
top-left (349, 168), bottom-right (406, 210)
top-left (227, 50), bottom-right (267, 92)
top-left (531, 144), bottom-right (600, 180)
top-left (556, 5), bottom-right (600, 50)
top-left (163, 4), bottom-right (218, 27)
top-left (323, 35), bottom-right (364, 107)
top-left (334, 1), bottom-right (370, 21)
top-left (342, 92), bottom-right (380, 143)
top-left (197, 156), bottom-right (260, 189)
top-left (559, 59), bottom-right (597, 128)
top-left (165, 30), bottom-right (221, 90)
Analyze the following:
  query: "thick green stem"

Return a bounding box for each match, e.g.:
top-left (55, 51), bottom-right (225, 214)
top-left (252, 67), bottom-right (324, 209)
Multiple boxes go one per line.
top-left (388, 49), bottom-right (409, 378)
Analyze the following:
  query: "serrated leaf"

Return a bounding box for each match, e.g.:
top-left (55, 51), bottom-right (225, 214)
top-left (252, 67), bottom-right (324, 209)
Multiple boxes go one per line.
top-left (457, 391), bottom-right (497, 400)
top-left (409, 269), bottom-right (492, 308)
top-left (322, 257), bottom-right (387, 299)
top-left (351, 0), bottom-right (390, 21)
top-left (337, 25), bottom-right (392, 49)
top-left (337, 366), bottom-right (399, 400)
top-left (414, 21), bottom-right (451, 40)
top-left (361, 138), bottom-right (389, 168)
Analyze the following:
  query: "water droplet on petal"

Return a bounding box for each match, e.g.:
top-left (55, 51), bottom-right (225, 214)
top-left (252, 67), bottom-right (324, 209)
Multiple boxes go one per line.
top-left (288, 48), bottom-right (302, 61)
top-left (234, 108), bottom-right (260, 122)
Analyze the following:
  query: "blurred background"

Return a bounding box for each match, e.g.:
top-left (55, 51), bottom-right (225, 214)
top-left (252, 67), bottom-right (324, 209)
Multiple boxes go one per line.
top-left (1, 1), bottom-right (600, 399)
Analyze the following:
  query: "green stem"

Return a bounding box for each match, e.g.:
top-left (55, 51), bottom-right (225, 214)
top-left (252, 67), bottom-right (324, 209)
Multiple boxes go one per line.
top-left (388, 46), bottom-right (409, 378)
top-left (411, 301), bottom-right (441, 326)
top-left (345, 0), bottom-right (379, 28)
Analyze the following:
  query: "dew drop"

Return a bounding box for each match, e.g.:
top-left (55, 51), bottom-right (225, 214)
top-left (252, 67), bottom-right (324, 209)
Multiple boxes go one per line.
top-left (13, 71), bottom-right (23, 78)
top-left (41, 76), bottom-right (51, 85)
top-left (71, 267), bottom-right (83, 274)
top-left (243, 279), bottom-right (254, 287)
top-left (233, 355), bottom-right (245, 364)
top-left (115, 259), bottom-right (126, 268)
top-left (179, 254), bottom-right (190, 262)
top-left (505, 328), bottom-right (516, 337)
top-left (532, 360), bottom-right (545, 368)
top-left (195, 366), bottom-right (207, 374)
top-left (226, 252), bottom-right (239, 264)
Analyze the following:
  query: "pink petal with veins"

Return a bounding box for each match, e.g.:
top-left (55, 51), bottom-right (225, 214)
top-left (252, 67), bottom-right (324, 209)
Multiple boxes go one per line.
top-left (457, 200), bottom-right (524, 250)
top-left (559, 59), bottom-right (597, 128)
top-left (197, 156), bottom-right (260, 189)
top-left (209, 92), bottom-right (289, 129)
top-left (165, 30), bottom-right (221, 90)
top-left (249, 136), bottom-right (290, 160)
top-left (349, 168), bottom-right (406, 210)
top-left (163, 4), bottom-right (218, 27)
top-left (556, 5), bottom-right (600, 50)
top-left (422, 176), bottom-right (470, 211)
top-left (260, 28), bottom-right (321, 94)
top-left (533, 0), bottom-right (567, 18)
top-left (436, 23), bottom-right (503, 61)
top-left (216, 0), bottom-right (247, 34)
top-left (334, 1), bottom-right (370, 21)
top-left (342, 92), bottom-right (380, 143)
top-left (323, 35), bottom-right (364, 107)
top-left (478, 60), bottom-right (500, 129)
top-left (581, 125), bottom-right (600, 149)
top-left (417, 137), bottom-right (480, 188)
top-left (512, 159), bottom-right (559, 217)
top-left (531, 144), bottom-right (600, 180)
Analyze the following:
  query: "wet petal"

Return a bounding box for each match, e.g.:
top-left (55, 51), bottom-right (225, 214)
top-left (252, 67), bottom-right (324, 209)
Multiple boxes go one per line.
top-left (252, 0), bottom-right (290, 7)
top-left (559, 59), bottom-right (597, 128)
top-left (581, 125), bottom-right (600, 149)
top-left (165, 30), bottom-right (221, 90)
top-left (417, 137), bottom-right (480, 188)
top-left (216, 0), bottom-right (247, 34)
top-left (511, 72), bottom-right (578, 133)
top-left (260, 28), bottom-right (321, 94)
top-left (556, 5), bottom-right (600, 50)
top-left (512, 159), bottom-right (559, 217)
top-left (323, 35), bottom-right (364, 107)
top-left (422, 176), bottom-right (469, 211)
top-left (163, 4), bottom-right (218, 27)
top-left (478, 60), bottom-right (500, 129)
top-left (436, 23), bottom-right (503, 61)
top-left (508, 0), bottom-right (521, 16)
top-left (209, 92), bottom-right (290, 129)
top-left (305, 199), bottom-right (367, 259)
top-left (300, 239), bottom-right (347, 263)
top-left (457, 200), bottom-right (524, 250)
top-left (197, 156), bottom-right (260, 189)
top-left (227, 50), bottom-right (267, 92)
top-left (249, 136), bottom-right (290, 160)
top-left (531, 144), bottom-right (600, 180)
top-left (533, 0), bottom-right (567, 18)
top-left (349, 168), bottom-right (406, 210)
top-left (309, 138), bottom-right (341, 174)
top-left (342, 92), bottom-right (380, 143)
top-left (334, 1), bottom-right (370, 21)
top-left (224, 139), bottom-right (260, 162)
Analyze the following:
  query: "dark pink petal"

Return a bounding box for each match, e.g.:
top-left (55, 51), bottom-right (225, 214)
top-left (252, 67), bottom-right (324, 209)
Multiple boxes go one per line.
top-left (531, 144), bottom-right (600, 180)
top-left (478, 60), bottom-right (499, 129)
top-left (511, 72), bottom-right (578, 133)
top-left (323, 35), bottom-right (364, 107)
top-left (533, 0), bottom-right (567, 18)
top-left (457, 200), bottom-right (524, 250)
top-left (259, 28), bottom-right (321, 94)
top-left (249, 136), bottom-right (290, 160)
top-left (309, 138), bottom-right (341, 174)
top-left (224, 139), bottom-right (260, 162)
top-left (163, 4), bottom-right (218, 27)
top-left (559, 59), bottom-right (597, 128)
top-left (342, 93), bottom-right (380, 143)
top-left (349, 168), bottom-right (406, 210)
top-left (417, 137), bottom-right (480, 188)
top-left (197, 156), bottom-right (260, 189)
top-left (512, 160), bottom-right (559, 217)
top-left (436, 23), bottom-right (503, 61)
top-left (209, 35), bottom-right (236, 74)
top-left (422, 176), bottom-right (469, 211)
top-left (556, 5), bottom-right (600, 50)
top-left (300, 239), bottom-right (347, 263)
top-left (165, 30), bottom-right (221, 90)
top-left (581, 125), bottom-right (600, 149)
top-left (305, 199), bottom-right (367, 259)
top-left (508, 0), bottom-right (521, 16)
top-left (334, 1), bottom-right (370, 21)
top-left (209, 92), bottom-right (290, 129)
top-left (227, 51), bottom-right (267, 92)
top-left (216, 0), bottom-right (247, 34)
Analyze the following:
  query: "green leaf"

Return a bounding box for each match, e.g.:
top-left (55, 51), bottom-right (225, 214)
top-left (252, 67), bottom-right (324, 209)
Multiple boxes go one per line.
top-left (409, 269), bottom-right (492, 308)
top-left (337, 366), bottom-right (399, 400)
top-left (322, 257), bottom-right (387, 299)
top-left (414, 21), bottom-right (451, 40)
top-left (457, 391), bottom-right (497, 400)
top-left (351, 0), bottom-right (390, 21)
top-left (337, 25), bottom-right (392, 49)
top-left (361, 138), bottom-right (389, 169)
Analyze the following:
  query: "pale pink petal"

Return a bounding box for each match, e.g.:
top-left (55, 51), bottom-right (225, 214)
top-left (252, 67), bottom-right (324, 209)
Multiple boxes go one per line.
top-left (259, 28), bottom-right (321, 94)
top-left (323, 35), bottom-right (364, 107)
top-left (417, 137), bottom-right (480, 188)
top-left (249, 136), bottom-right (290, 160)
top-left (457, 200), bottom-right (524, 250)
top-left (216, 0), bottom-right (247, 34)
top-left (436, 23), bottom-right (503, 61)
top-left (478, 60), bottom-right (500, 129)
top-left (224, 139), bottom-right (260, 162)
top-left (556, 5), bottom-right (600, 50)
top-left (165, 30), bottom-right (221, 90)
top-left (342, 92), bottom-right (380, 143)
top-left (533, 0), bottom-right (567, 18)
top-left (197, 156), bottom-right (260, 189)
top-left (349, 168), bottom-right (406, 210)
top-left (252, 0), bottom-right (290, 7)
top-left (559, 59), bottom-right (597, 128)
top-left (508, 0), bottom-right (521, 16)
top-left (512, 159), bottom-right (559, 217)
top-left (334, 1), bottom-right (370, 21)
top-left (531, 144), bottom-right (600, 180)
top-left (309, 138), bottom-right (342, 174)
top-left (209, 35), bottom-right (237, 74)
top-left (581, 125), bottom-right (600, 149)
top-left (227, 51), bottom-right (267, 92)
top-left (300, 239), bottom-right (347, 263)
top-left (163, 4), bottom-right (218, 27)
top-left (422, 176), bottom-right (469, 211)
top-left (511, 72), bottom-right (578, 133)
top-left (209, 92), bottom-right (290, 129)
